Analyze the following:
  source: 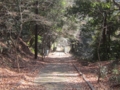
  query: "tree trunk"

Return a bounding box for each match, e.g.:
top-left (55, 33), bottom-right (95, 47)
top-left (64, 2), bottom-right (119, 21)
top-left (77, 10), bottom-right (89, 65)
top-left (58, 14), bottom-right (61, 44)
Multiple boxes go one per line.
top-left (107, 29), bottom-right (111, 58)
top-left (102, 12), bottom-right (108, 60)
top-left (34, 1), bottom-right (39, 59)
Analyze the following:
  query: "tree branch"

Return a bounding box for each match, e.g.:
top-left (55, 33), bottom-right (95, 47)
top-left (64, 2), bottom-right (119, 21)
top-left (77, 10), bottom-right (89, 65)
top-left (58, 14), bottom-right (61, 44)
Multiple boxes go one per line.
top-left (113, 0), bottom-right (120, 10)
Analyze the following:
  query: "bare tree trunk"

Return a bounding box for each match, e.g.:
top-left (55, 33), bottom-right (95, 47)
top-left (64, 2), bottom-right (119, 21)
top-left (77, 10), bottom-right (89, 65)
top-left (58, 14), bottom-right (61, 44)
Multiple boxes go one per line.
top-left (15, 0), bottom-right (23, 72)
top-left (102, 12), bottom-right (108, 60)
top-left (97, 28), bottom-right (103, 82)
top-left (34, 1), bottom-right (39, 59)
top-left (107, 29), bottom-right (111, 58)
top-left (97, 12), bottom-right (108, 82)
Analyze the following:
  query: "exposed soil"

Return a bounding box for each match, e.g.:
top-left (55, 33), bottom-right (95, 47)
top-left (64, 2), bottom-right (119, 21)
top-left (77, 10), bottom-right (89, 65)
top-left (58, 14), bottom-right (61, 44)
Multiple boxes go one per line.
top-left (75, 60), bottom-right (120, 90)
top-left (34, 52), bottom-right (90, 90)
top-left (0, 51), bottom-right (120, 90)
top-left (0, 54), bottom-right (45, 90)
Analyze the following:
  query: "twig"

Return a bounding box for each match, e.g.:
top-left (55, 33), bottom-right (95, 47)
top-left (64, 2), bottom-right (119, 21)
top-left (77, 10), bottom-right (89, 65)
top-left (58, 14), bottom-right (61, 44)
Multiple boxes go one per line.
top-left (113, 0), bottom-right (120, 10)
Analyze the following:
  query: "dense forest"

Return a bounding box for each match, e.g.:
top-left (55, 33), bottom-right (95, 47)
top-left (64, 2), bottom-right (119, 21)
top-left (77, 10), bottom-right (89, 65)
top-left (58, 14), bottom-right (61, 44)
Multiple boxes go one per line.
top-left (0, 0), bottom-right (120, 89)
top-left (0, 0), bottom-right (120, 60)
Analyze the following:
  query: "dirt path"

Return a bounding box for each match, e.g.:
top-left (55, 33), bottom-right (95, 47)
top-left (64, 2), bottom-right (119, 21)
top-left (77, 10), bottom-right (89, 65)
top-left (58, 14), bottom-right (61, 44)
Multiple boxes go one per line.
top-left (34, 52), bottom-right (90, 90)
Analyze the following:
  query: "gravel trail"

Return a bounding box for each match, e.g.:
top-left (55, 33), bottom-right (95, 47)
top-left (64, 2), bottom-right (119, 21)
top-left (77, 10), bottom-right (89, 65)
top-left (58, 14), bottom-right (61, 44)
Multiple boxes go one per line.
top-left (34, 52), bottom-right (90, 90)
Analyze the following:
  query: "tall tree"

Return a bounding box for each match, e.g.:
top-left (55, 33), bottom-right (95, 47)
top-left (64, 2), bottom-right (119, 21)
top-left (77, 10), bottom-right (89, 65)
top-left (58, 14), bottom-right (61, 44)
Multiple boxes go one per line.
top-left (34, 1), bottom-right (38, 59)
top-left (68, 0), bottom-right (120, 60)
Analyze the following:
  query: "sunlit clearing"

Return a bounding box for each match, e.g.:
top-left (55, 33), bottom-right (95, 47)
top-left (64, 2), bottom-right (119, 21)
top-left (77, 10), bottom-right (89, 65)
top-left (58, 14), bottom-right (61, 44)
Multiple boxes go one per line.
top-left (49, 52), bottom-right (71, 58)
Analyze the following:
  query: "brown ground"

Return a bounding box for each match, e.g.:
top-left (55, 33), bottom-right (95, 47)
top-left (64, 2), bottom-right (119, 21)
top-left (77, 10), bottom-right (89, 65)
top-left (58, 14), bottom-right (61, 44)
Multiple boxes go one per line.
top-left (0, 54), bottom-right (45, 90)
top-left (0, 52), bottom-right (120, 90)
top-left (75, 60), bottom-right (120, 90)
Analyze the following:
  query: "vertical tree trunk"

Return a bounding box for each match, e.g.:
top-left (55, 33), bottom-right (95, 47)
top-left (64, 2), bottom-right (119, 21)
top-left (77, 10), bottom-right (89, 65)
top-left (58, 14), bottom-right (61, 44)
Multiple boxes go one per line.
top-left (102, 12), bottom-right (107, 45)
top-left (102, 12), bottom-right (107, 60)
top-left (35, 24), bottom-right (38, 59)
top-left (35, 1), bottom-right (38, 59)
top-left (15, 0), bottom-right (23, 72)
top-left (107, 29), bottom-right (111, 58)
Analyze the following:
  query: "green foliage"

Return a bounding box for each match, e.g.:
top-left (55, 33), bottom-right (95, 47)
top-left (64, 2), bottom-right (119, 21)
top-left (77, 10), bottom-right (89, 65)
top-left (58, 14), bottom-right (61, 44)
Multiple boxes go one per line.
top-left (109, 75), bottom-right (120, 84)
top-left (1, 0), bottom-right (120, 61)
top-left (68, 0), bottom-right (120, 61)
top-left (112, 68), bottom-right (119, 75)
top-left (109, 65), bottom-right (120, 84)
top-left (99, 66), bottom-right (108, 78)
top-left (30, 47), bottom-right (35, 54)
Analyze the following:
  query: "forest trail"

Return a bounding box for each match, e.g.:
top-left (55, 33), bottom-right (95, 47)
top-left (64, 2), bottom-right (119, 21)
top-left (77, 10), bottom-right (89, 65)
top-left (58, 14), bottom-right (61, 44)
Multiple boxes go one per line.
top-left (34, 52), bottom-right (89, 90)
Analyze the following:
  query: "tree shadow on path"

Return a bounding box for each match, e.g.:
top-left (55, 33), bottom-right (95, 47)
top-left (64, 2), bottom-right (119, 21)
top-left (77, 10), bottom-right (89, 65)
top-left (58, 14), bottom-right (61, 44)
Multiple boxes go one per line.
top-left (33, 52), bottom-right (91, 90)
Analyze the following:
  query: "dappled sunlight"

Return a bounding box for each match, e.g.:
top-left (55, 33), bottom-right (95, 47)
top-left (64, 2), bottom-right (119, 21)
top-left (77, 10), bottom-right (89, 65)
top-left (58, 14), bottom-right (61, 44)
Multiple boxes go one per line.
top-left (33, 57), bottom-right (89, 89)
top-left (44, 52), bottom-right (76, 63)
top-left (35, 72), bottom-right (79, 83)
top-left (49, 52), bottom-right (72, 58)
top-left (45, 73), bottom-right (79, 76)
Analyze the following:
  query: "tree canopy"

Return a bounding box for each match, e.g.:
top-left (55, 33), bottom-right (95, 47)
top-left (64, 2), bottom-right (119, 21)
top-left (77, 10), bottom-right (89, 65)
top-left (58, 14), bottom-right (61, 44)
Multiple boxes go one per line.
top-left (68, 0), bottom-right (120, 60)
top-left (0, 0), bottom-right (120, 61)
